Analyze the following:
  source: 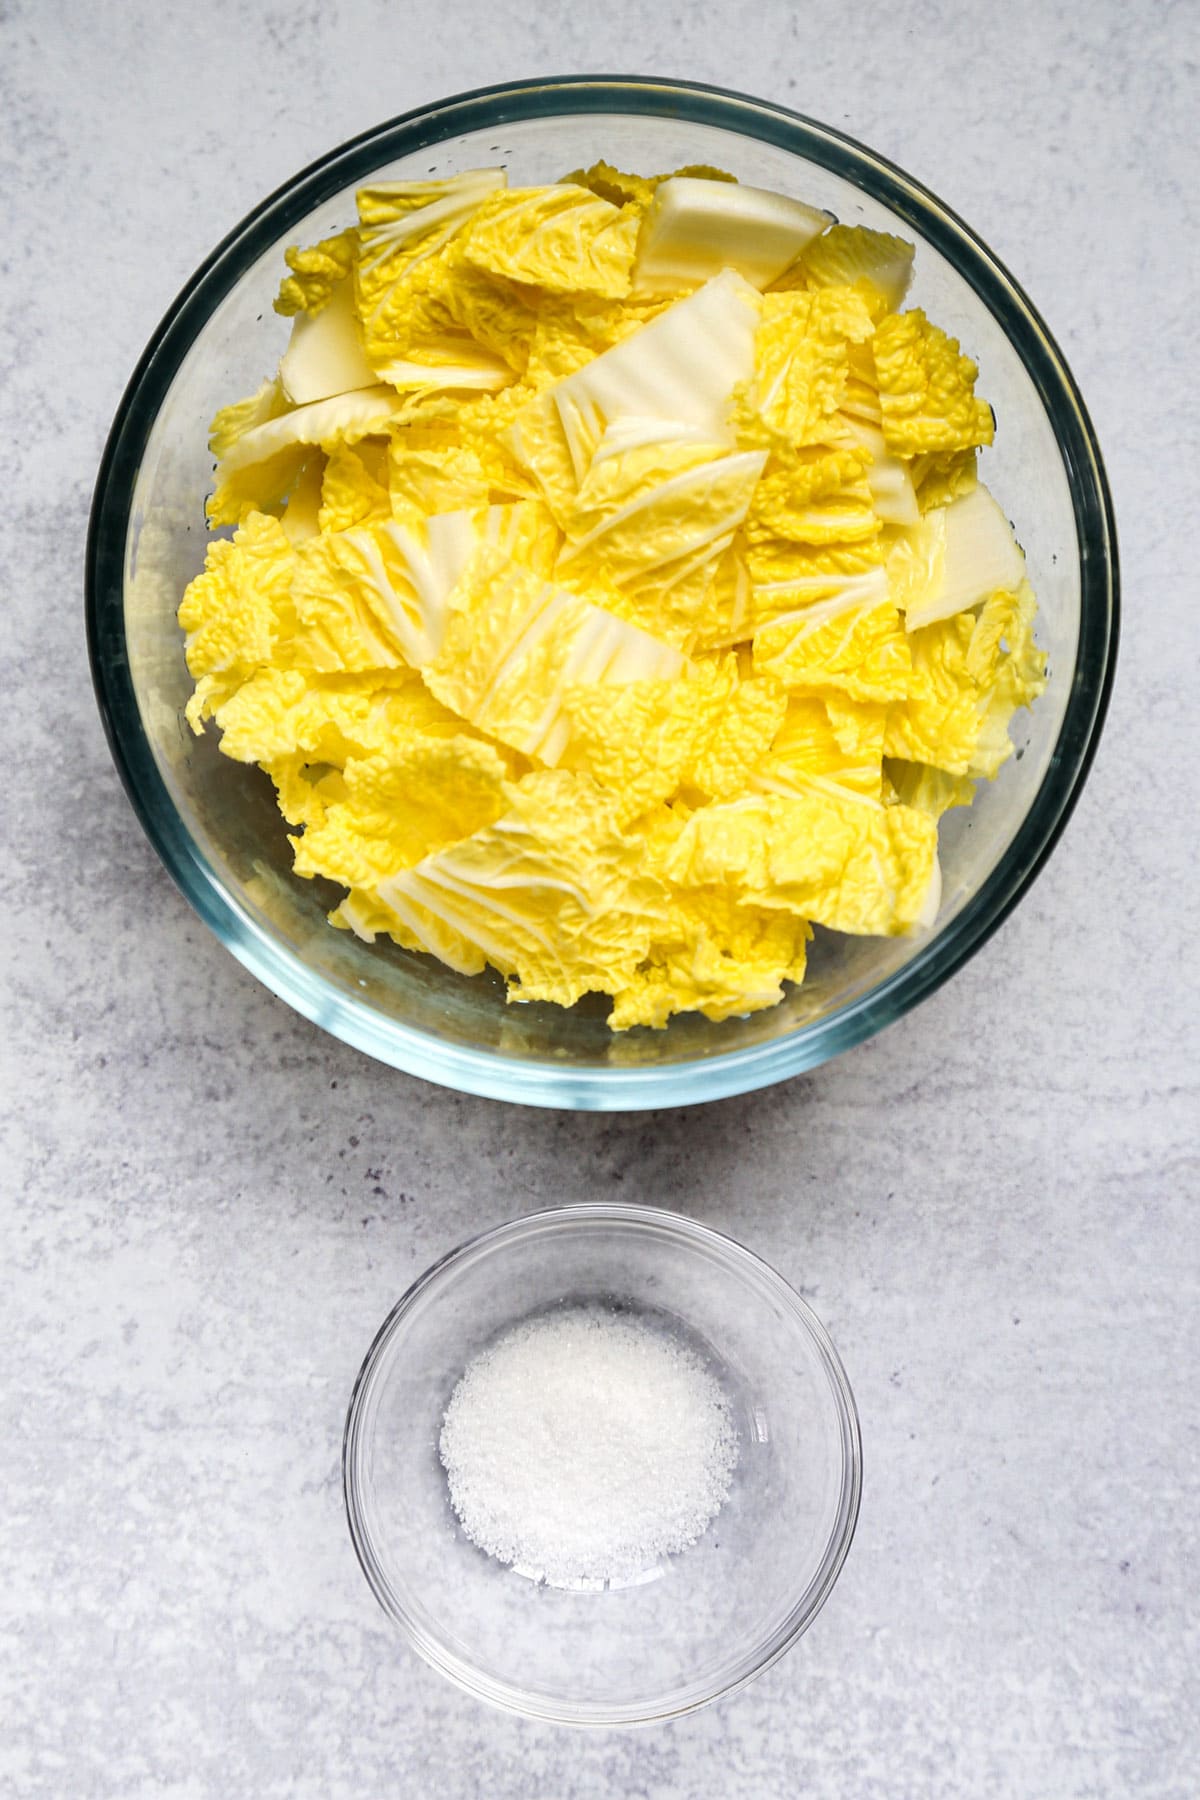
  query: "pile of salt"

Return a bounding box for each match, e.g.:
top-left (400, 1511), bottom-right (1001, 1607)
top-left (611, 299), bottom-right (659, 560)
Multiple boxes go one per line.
top-left (439, 1304), bottom-right (738, 1588)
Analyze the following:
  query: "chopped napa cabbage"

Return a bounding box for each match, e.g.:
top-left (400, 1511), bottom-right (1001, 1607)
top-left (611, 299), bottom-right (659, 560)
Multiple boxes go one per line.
top-left (744, 537), bottom-right (887, 629)
top-left (560, 657), bottom-right (784, 812)
top-left (839, 363), bottom-right (884, 429)
top-left (291, 734), bottom-right (512, 891)
top-left (837, 420), bottom-right (919, 526)
top-left (884, 581), bottom-right (1045, 779)
top-left (873, 308), bottom-right (995, 456)
top-left (505, 271), bottom-right (762, 545)
top-left (179, 512), bottom-right (298, 724)
top-left (885, 759), bottom-right (976, 819)
top-left (634, 176), bottom-right (828, 295)
top-left (735, 287), bottom-right (875, 450)
top-left (555, 418), bottom-right (766, 640)
top-left (913, 446), bottom-right (979, 510)
top-left (387, 429), bottom-right (492, 520)
top-left (969, 582), bottom-right (1047, 773)
top-left (319, 441), bottom-right (391, 533)
top-left (435, 258), bottom-right (541, 373)
top-left (559, 159), bottom-right (738, 215)
top-left (884, 612), bottom-right (987, 775)
top-left (209, 379), bottom-right (290, 457)
top-left (883, 509), bottom-right (946, 613)
top-left (354, 169), bottom-right (510, 386)
top-left (692, 672), bottom-right (787, 798)
top-left (372, 340), bottom-right (514, 394)
top-left (662, 791), bottom-right (940, 935)
top-left (315, 509), bottom-right (482, 666)
top-left (289, 531), bottom-right (408, 674)
top-left (356, 169), bottom-right (506, 239)
top-left (743, 450), bottom-right (878, 547)
top-left (208, 664), bottom-right (424, 766)
top-left (752, 695), bottom-right (886, 805)
top-left (207, 385), bottom-right (403, 525)
top-left (265, 755), bottom-right (343, 832)
top-left (753, 582), bottom-right (912, 701)
top-left (544, 270), bottom-right (761, 480)
top-left (506, 390), bottom-right (582, 524)
top-left (278, 455), bottom-right (326, 545)
top-left (798, 224), bottom-right (915, 317)
top-left (372, 772), bottom-right (663, 1008)
top-left (423, 546), bottom-right (685, 763)
top-left (279, 275), bottom-right (377, 404)
top-left (559, 662), bottom-right (736, 819)
top-left (902, 484), bottom-right (1026, 629)
top-left (609, 887), bottom-right (812, 1029)
top-left (178, 158), bottom-right (1045, 1029)
top-left (561, 160), bottom-right (661, 212)
top-left (691, 547), bottom-right (753, 651)
top-left (394, 384), bottom-right (547, 502)
top-left (304, 503), bottom-right (543, 671)
top-left (463, 184), bottom-right (640, 298)
top-left (274, 231), bottom-right (356, 318)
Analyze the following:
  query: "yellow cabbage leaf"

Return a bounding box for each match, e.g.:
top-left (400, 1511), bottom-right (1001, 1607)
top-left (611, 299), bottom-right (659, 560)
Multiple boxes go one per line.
top-left (294, 505), bottom-right (532, 671)
top-left (178, 512), bottom-right (298, 724)
top-left (207, 386), bottom-right (403, 526)
top-left (745, 537), bottom-right (888, 634)
top-left (884, 584), bottom-right (1044, 779)
top-left (265, 756), bottom-right (343, 831)
top-left (209, 664), bottom-right (403, 765)
top-left (558, 659), bottom-right (737, 818)
top-left (691, 547), bottom-right (753, 651)
top-left (278, 455), bottom-right (326, 546)
top-left (742, 448), bottom-right (877, 547)
top-left (554, 419), bottom-right (766, 642)
top-left (463, 184), bottom-right (640, 299)
top-left (885, 759), bottom-right (976, 819)
top-left (387, 429), bottom-right (492, 520)
top-left (610, 887), bottom-right (811, 1029)
top-left (798, 224), bottom-right (915, 319)
top-left (559, 160), bottom-right (660, 212)
top-left (735, 287), bottom-right (875, 449)
top-left (354, 170), bottom-right (512, 388)
top-left (435, 254), bottom-right (541, 372)
top-left (209, 379), bottom-right (290, 458)
top-left (373, 771), bottom-right (663, 1006)
top-left (423, 546), bottom-right (685, 763)
top-left (274, 231), bottom-right (357, 318)
top-left (912, 446), bottom-right (978, 510)
top-left (873, 309), bottom-right (995, 456)
top-left (291, 734), bottom-right (512, 890)
top-left (662, 791), bottom-right (939, 935)
top-left (559, 656), bottom-right (783, 811)
top-left (692, 672), bottom-right (788, 798)
top-left (318, 440), bottom-right (391, 533)
top-left (752, 695), bottom-right (886, 804)
top-left (544, 271), bottom-right (761, 480)
top-left (753, 579), bottom-right (912, 704)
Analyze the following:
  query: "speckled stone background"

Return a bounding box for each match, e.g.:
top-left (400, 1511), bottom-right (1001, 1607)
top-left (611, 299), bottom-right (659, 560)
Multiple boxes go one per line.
top-left (3, 1), bottom-right (1197, 1795)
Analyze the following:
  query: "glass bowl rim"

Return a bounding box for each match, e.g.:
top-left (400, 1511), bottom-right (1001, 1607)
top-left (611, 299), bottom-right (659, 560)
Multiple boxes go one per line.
top-left (86, 74), bottom-right (1119, 1110)
top-left (341, 1200), bottom-right (864, 1725)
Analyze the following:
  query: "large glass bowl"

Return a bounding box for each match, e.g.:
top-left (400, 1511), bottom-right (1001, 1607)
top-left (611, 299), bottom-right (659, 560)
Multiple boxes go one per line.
top-left (87, 76), bottom-right (1117, 1109)
top-left (342, 1204), bottom-right (861, 1724)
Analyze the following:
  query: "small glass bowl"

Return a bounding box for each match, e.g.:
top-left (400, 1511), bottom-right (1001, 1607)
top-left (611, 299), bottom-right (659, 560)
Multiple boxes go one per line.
top-left (88, 77), bottom-right (1118, 1106)
top-left (343, 1204), bottom-right (861, 1725)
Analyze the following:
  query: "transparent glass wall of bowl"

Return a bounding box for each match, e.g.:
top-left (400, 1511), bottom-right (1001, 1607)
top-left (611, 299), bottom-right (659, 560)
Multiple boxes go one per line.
top-left (126, 109), bottom-right (1082, 1070)
top-left (344, 1211), bottom-right (859, 1721)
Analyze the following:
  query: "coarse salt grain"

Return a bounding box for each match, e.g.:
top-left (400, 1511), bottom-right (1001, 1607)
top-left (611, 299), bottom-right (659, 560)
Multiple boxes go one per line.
top-left (438, 1303), bottom-right (738, 1588)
